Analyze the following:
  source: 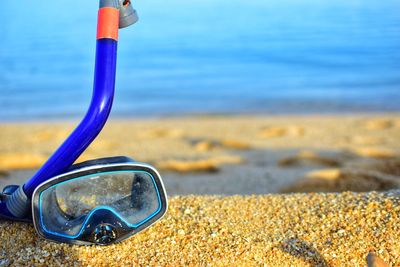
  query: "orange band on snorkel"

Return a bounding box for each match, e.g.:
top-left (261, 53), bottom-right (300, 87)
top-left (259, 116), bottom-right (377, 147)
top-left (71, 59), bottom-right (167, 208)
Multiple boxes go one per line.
top-left (97, 7), bottom-right (119, 41)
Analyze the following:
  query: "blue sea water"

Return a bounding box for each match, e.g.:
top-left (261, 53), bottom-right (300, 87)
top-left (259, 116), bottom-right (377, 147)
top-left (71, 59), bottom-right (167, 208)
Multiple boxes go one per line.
top-left (0, 0), bottom-right (399, 121)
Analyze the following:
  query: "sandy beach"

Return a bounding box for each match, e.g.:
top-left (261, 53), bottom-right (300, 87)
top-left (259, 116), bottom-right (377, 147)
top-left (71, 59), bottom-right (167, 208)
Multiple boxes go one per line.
top-left (1, 193), bottom-right (399, 266)
top-left (0, 113), bottom-right (400, 265)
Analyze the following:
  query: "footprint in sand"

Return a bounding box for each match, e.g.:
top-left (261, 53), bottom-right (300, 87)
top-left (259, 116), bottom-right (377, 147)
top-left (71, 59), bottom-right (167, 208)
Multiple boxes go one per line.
top-left (372, 159), bottom-right (400, 176)
top-left (258, 126), bottom-right (305, 138)
top-left (158, 159), bottom-right (219, 173)
top-left (194, 140), bottom-right (219, 152)
top-left (157, 155), bottom-right (243, 173)
top-left (281, 168), bottom-right (400, 193)
top-left (351, 147), bottom-right (397, 159)
top-left (220, 139), bottom-right (251, 150)
top-left (192, 139), bottom-right (251, 152)
top-left (278, 150), bottom-right (341, 167)
top-left (351, 158), bottom-right (400, 177)
top-left (364, 119), bottom-right (394, 130)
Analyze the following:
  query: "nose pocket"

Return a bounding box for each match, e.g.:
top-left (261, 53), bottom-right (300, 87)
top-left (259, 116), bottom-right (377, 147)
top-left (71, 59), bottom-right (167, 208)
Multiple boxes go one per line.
top-left (79, 207), bottom-right (133, 245)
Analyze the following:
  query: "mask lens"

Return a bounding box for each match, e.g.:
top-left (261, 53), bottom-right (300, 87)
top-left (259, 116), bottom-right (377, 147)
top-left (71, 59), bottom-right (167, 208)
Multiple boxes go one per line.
top-left (38, 171), bottom-right (160, 238)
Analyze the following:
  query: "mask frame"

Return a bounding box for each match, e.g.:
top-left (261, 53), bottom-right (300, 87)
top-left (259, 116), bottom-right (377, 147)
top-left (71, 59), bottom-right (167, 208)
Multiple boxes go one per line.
top-left (31, 157), bottom-right (168, 245)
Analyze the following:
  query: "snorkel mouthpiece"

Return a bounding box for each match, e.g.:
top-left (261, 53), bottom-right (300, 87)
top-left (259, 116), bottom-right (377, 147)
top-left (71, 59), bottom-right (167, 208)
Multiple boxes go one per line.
top-left (100, 0), bottom-right (139, 28)
top-left (118, 0), bottom-right (139, 28)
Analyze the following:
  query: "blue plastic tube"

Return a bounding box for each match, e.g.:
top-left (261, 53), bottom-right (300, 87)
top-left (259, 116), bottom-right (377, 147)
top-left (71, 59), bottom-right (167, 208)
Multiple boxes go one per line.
top-left (23, 38), bottom-right (118, 197)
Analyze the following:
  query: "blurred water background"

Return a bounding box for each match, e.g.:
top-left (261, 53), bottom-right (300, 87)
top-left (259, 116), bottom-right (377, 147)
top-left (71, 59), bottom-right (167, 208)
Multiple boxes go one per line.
top-left (0, 0), bottom-right (399, 121)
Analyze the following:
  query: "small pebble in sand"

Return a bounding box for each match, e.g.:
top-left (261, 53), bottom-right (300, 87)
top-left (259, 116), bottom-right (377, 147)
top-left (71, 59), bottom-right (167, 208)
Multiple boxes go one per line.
top-left (367, 252), bottom-right (391, 267)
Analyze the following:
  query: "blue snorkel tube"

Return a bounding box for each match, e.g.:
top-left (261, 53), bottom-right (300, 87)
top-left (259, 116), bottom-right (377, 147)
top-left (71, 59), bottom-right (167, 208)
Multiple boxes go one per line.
top-left (0, 0), bottom-right (167, 246)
